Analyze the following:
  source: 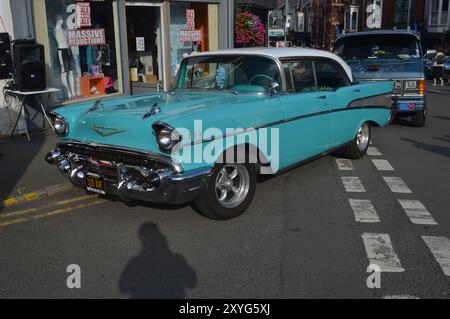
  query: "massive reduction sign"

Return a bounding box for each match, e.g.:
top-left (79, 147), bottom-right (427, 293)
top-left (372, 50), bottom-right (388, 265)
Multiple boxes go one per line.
top-left (68, 28), bottom-right (106, 46)
top-left (179, 29), bottom-right (202, 43)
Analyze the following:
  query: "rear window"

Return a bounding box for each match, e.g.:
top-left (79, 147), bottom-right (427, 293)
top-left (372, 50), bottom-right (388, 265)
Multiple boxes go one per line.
top-left (334, 34), bottom-right (422, 61)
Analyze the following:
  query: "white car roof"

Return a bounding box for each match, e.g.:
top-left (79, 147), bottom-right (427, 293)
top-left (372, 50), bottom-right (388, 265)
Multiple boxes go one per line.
top-left (190, 47), bottom-right (354, 82)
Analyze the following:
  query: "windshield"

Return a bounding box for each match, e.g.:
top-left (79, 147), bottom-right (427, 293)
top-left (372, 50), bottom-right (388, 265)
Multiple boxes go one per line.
top-left (334, 34), bottom-right (422, 61)
top-left (174, 55), bottom-right (282, 93)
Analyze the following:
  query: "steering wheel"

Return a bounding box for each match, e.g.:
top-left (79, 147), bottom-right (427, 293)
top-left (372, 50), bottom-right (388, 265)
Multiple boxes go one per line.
top-left (249, 74), bottom-right (276, 86)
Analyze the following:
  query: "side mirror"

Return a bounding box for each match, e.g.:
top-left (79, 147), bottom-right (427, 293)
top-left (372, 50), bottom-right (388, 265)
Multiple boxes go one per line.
top-left (269, 82), bottom-right (282, 95)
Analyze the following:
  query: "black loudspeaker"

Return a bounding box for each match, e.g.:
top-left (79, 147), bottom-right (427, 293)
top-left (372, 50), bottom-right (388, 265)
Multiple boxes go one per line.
top-left (0, 33), bottom-right (12, 79)
top-left (13, 43), bottom-right (46, 91)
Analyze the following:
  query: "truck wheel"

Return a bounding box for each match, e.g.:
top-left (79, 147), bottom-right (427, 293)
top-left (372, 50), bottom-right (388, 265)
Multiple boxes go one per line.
top-left (341, 122), bottom-right (371, 160)
top-left (195, 163), bottom-right (257, 220)
top-left (411, 109), bottom-right (426, 127)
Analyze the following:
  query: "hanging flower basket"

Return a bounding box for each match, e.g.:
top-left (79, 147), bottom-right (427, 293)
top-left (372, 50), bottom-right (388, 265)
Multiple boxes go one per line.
top-left (235, 12), bottom-right (266, 47)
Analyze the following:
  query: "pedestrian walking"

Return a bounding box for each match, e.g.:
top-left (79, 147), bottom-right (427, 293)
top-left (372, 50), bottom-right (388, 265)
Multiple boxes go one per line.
top-left (433, 48), bottom-right (445, 87)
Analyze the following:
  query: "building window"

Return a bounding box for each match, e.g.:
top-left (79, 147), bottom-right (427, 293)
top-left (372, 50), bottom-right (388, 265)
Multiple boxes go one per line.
top-left (345, 5), bottom-right (359, 32)
top-left (33, 0), bottom-right (122, 104)
top-left (296, 11), bottom-right (305, 32)
top-left (429, 0), bottom-right (450, 26)
top-left (394, 0), bottom-right (412, 27)
top-left (169, 2), bottom-right (219, 78)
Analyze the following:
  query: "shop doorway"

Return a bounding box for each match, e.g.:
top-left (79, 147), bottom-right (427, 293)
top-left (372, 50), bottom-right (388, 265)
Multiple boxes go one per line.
top-left (125, 2), bottom-right (163, 94)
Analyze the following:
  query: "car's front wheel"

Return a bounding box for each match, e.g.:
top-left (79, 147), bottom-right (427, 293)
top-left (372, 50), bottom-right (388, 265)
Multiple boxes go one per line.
top-left (341, 122), bottom-right (371, 160)
top-left (195, 163), bottom-right (257, 220)
top-left (411, 109), bottom-right (426, 127)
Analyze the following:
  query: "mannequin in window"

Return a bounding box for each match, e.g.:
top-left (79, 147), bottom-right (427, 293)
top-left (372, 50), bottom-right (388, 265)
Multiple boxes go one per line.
top-left (54, 15), bottom-right (76, 99)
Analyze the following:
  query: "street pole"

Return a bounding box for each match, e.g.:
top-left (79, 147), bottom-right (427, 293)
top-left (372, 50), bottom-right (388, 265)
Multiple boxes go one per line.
top-left (407, 0), bottom-right (412, 28)
top-left (285, 0), bottom-right (289, 44)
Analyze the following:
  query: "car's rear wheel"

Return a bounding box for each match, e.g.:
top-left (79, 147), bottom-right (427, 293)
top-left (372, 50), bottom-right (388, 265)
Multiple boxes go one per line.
top-left (341, 122), bottom-right (371, 160)
top-left (411, 109), bottom-right (426, 127)
top-left (195, 162), bottom-right (257, 220)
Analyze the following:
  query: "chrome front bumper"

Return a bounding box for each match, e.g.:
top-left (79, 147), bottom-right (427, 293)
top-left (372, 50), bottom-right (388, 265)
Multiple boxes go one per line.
top-left (46, 145), bottom-right (211, 205)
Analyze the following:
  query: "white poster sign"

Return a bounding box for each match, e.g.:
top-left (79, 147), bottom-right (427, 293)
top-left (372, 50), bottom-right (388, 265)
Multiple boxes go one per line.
top-left (136, 37), bottom-right (145, 52)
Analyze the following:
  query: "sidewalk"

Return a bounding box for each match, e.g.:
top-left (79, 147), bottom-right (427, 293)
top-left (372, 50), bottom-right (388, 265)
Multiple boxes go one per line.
top-left (0, 130), bottom-right (71, 209)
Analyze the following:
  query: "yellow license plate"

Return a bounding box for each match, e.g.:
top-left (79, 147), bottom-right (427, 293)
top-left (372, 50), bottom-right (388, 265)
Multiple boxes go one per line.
top-left (86, 173), bottom-right (106, 195)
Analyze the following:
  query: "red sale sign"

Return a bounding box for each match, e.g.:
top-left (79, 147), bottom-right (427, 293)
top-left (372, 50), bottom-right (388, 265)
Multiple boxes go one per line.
top-left (186, 9), bottom-right (195, 30)
top-left (76, 2), bottom-right (92, 27)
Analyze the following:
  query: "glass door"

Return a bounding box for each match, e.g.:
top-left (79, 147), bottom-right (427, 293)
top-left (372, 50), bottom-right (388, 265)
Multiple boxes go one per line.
top-left (125, 1), bottom-right (163, 94)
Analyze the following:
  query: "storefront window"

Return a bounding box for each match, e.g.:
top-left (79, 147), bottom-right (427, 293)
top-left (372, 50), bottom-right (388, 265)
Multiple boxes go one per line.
top-left (169, 2), bottom-right (219, 77)
top-left (126, 2), bottom-right (163, 90)
top-left (38, 0), bottom-right (121, 103)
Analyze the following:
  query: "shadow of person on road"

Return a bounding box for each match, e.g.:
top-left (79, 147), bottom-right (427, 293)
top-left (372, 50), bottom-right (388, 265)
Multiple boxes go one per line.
top-left (119, 222), bottom-right (197, 299)
top-left (434, 115), bottom-right (450, 122)
top-left (402, 138), bottom-right (450, 159)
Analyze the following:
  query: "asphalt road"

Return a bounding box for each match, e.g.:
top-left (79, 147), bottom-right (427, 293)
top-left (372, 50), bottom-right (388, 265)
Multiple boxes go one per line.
top-left (0, 88), bottom-right (449, 299)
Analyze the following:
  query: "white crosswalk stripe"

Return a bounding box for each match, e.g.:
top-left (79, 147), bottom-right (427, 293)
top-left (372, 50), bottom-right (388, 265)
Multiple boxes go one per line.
top-left (349, 199), bottom-right (380, 223)
top-left (367, 147), bottom-right (382, 156)
top-left (336, 159), bottom-right (354, 171)
top-left (398, 200), bottom-right (437, 225)
top-left (372, 159), bottom-right (395, 171)
top-left (383, 177), bottom-right (413, 194)
top-left (422, 236), bottom-right (450, 276)
top-left (341, 177), bottom-right (366, 193)
top-left (362, 233), bottom-right (405, 273)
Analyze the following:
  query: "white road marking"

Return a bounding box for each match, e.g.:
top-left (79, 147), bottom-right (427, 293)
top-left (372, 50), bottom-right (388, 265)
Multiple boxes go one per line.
top-left (383, 295), bottom-right (420, 299)
top-left (398, 200), bottom-right (437, 225)
top-left (336, 159), bottom-right (354, 171)
top-left (367, 147), bottom-right (382, 156)
top-left (422, 236), bottom-right (450, 276)
top-left (362, 233), bottom-right (405, 273)
top-left (383, 177), bottom-right (413, 194)
top-left (342, 177), bottom-right (366, 193)
top-left (372, 159), bottom-right (395, 171)
top-left (349, 199), bottom-right (380, 223)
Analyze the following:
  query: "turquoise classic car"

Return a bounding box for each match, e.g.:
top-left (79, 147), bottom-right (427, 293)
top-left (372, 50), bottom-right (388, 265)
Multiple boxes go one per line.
top-left (46, 48), bottom-right (393, 220)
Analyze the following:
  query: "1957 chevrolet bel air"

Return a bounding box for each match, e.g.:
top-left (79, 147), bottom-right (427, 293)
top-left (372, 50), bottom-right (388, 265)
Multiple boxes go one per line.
top-left (46, 48), bottom-right (393, 220)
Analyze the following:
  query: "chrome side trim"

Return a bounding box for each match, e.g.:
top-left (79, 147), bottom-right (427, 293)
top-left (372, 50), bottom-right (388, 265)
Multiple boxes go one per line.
top-left (57, 140), bottom-right (184, 174)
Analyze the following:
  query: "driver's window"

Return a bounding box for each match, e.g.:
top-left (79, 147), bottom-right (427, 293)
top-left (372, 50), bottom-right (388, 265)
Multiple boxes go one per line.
top-left (291, 61), bottom-right (316, 93)
top-left (315, 61), bottom-right (347, 91)
top-left (283, 60), bottom-right (316, 93)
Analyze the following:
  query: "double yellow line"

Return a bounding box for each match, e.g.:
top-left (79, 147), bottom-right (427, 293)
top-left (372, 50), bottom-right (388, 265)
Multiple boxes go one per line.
top-left (0, 195), bottom-right (107, 228)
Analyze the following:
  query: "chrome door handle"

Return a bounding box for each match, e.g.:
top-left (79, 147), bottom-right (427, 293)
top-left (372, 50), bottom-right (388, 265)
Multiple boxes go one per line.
top-left (318, 95), bottom-right (327, 100)
top-left (353, 89), bottom-right (361, 93)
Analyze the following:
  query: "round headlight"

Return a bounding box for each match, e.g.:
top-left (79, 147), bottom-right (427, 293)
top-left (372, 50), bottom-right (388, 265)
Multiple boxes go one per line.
top-left (53, 117), bottom-right (68, 136)
top-left (158, 128), bottom-right (173, 151)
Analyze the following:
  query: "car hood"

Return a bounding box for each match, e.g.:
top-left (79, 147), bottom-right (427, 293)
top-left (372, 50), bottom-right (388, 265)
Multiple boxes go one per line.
top-left (56, 90), bottom-right (268, 154)
top-left (345, 59), bottom-right (424, 80)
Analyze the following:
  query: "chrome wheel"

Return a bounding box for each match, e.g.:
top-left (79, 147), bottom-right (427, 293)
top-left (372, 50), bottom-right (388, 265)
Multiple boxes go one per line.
top-left (356, 123), bottom-right (370, 152)
top-left (215, 164), bottom-right (250, 209)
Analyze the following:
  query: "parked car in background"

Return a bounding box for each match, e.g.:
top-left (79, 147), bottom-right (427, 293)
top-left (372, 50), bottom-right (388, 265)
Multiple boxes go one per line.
top-left (46, 48), bottom-right (393, 220)
top-left (424, 49), bottom-right (437, 79)
top-left (444, 57), bottom-right (450, 82)
top-left (334, 30), bottom-right (427, 127)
